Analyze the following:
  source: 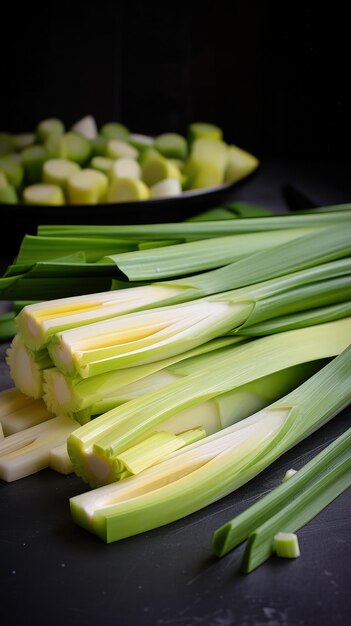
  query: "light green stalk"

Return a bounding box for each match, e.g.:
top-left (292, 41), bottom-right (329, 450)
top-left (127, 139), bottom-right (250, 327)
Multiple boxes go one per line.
top-left (67, 318), bottom-right (351, 487)
top-left (101, 228), bottom-right (311, 281)
top-left (17, 283), bottom-right (183, 350)
top-left (237, 301), bottom-right (351, 336)
top-left (69, 345), bottom-right (351, 542)
top-left (212, 427), bottom-right (351, 560)
top-left (15, 235), bottom-right (139, 264)
top-left (43, 344), bottom-right (311, 426)
top-left (223, 428), bottom-right (351, 572)
top-left (38, 209), bottom-right (351, 239)
top-left (11, 225), bottom-right (351, 348)
top-left (43, 338), bottom-right (241, 418)
top-left (48, 261), bottom-right (351, 378)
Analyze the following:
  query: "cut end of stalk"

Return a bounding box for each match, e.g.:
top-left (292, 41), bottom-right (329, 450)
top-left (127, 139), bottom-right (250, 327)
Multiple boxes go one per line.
top-left (49, 443), bottom-right (74, 475)
top-left (6, 335), bottom-right (47, 399)
top-left (0, 415), bottom-right (76, 481)
top-left (17, 284), bottom-right (186, 352)
top-left (212, 525), bottom-right (233, 557)
top-left (274, 532), bottom-right (300, 558)
top-left (0, 387), bottom-right (34, 419)
top-left (282, 468), bottom-right (298, 482)
top-left (43, 368), bottom-right (76, 415)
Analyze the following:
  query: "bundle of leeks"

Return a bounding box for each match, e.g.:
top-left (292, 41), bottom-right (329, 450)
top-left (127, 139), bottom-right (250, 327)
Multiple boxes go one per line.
top-left (0, 204), bottom-right (350, 545)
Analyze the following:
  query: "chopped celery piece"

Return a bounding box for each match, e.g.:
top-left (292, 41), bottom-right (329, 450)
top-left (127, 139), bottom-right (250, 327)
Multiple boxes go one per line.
top-left (107, 178), bottom-right (149, 202)
top-left (138, 147), bottom-right (161, 166)
top-left (36, 118), bottom-right (64, 143)
top-left (141, 154), bottom-right (181, 186)
top-left (109, 158), bottom-right (141, 182)
top-left (188, 122), bottom-right (223, 142)
top-left (0, 415), bottom-right (76, 481)
top-left (282, 469), bottom-right (298, 482)
top-left (21, 145), bottom-right (48, 183)
top-left (0, 155), bottom-right (24, 188)
top-left (90, 156), bottom-right (114, 175)
top-left (106, 140), bottom-right (138, 160)
top-left (155, 133), bottom-right (187, 159)
top-left (150, 178), bottom-right (182, 198)
top-left (185, 138), bottom-right (228, 189)
top-left (49, 443), bottom-right (73, 474)
top-left (67, 169), bottom-right (108, 204)
top-left (100, 123), bottom-right (130, 141)
top-left (71, 116), bottom-right (98, 140)
top-left (43, 158), bottom-right (81, 192)
top-left (23, 184), bottom-right (65, 206)
top-left (129, 134), bottom-right (154, 151)
top-left (59, 132), bottom-right (92, 165)
top-left (66, 318), bottom-right (351, 486)
top-left (69, 347), bottom-right (351, 543)
top-left (224, 145), bottom-right (259, 183)
top-left (6, 335), bottom-right (52, 398)
top-left (273, 533), bottom-right (300, 558)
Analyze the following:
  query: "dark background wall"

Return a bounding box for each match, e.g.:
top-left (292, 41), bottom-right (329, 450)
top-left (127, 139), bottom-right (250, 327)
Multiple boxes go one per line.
top-left (1, 1), bottom-right (350, 159)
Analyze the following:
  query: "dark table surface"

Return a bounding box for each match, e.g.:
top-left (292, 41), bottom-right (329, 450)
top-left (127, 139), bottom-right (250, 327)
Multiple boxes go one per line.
top-left (1, 160), bottom-right (351, 626)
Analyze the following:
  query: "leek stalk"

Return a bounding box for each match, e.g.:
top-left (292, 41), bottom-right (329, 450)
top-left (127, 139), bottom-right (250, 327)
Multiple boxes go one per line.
top-left (38, 209), bottom-right (351, 240)
top-left (66, 318), bottom-right (351, 487)
top-left (239, 430), bottom-right (351, 572)
top-left (48, 261), bottom-right (351, 378)
top-left (14, 224), bottom-right (351, 350)
top-left (213, 427), bottom-right (351, 561)
top-left (237, 301), bottom-right (351, 336)
top-left (69, 345), bottom-right (351, 543)
top-left (43, 337), bottom-right (241, 418)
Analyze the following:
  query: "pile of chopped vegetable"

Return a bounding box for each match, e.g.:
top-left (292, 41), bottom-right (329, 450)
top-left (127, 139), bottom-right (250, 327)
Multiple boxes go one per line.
top-left (0, 118), bottom-right (259, 205)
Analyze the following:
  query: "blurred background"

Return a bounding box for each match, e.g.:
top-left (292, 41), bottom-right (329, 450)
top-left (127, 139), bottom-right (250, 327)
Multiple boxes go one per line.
top-left (1, 1), bottom-right (350, 159)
